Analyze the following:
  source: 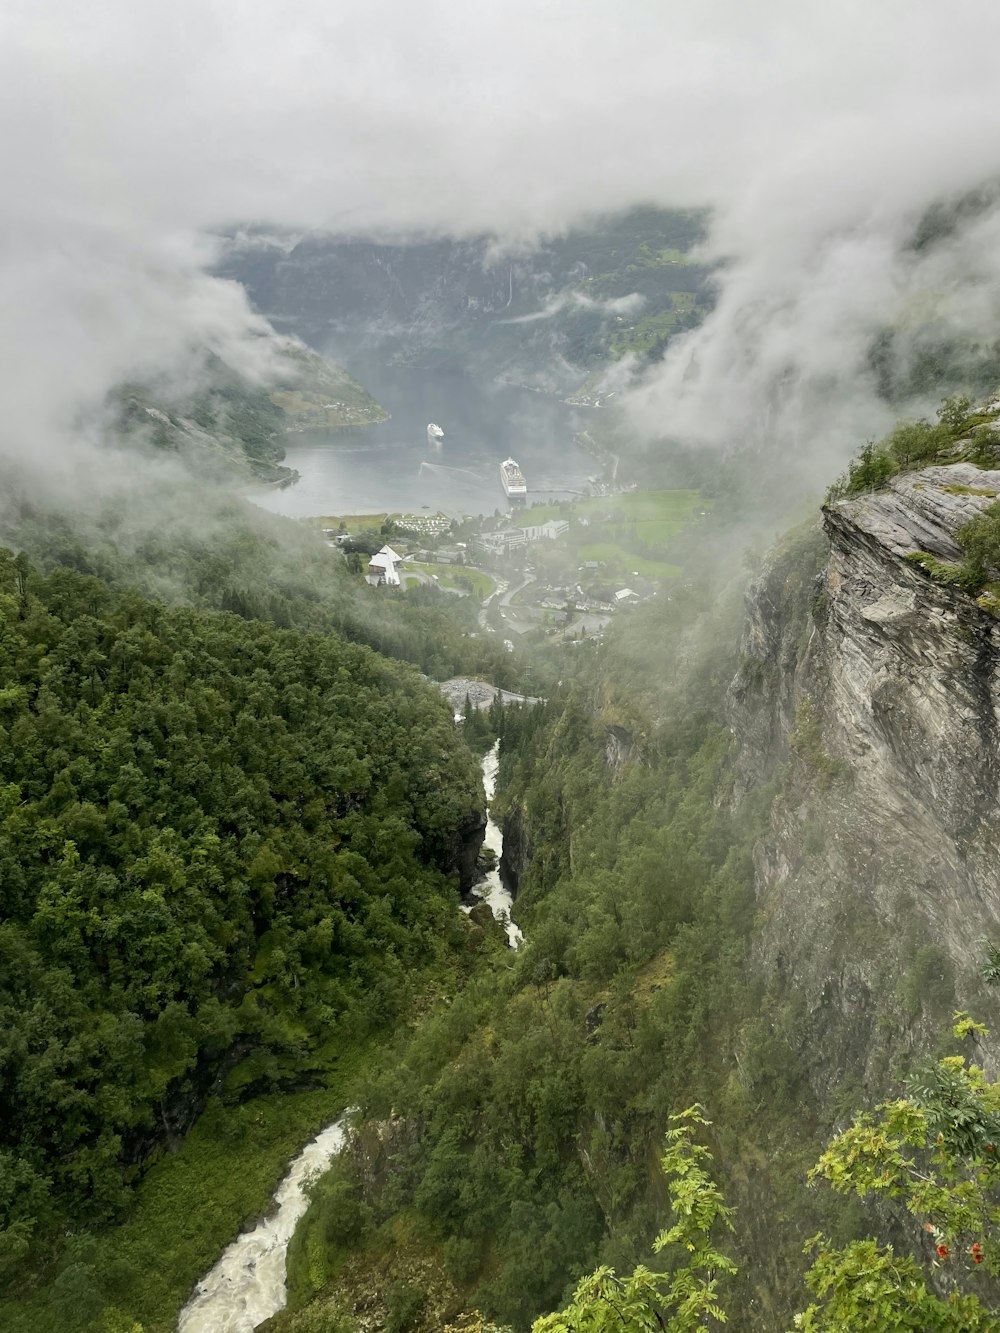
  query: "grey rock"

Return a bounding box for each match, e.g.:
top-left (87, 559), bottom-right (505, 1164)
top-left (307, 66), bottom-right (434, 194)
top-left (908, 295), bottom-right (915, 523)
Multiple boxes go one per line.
top-left (729, 466), bottom-right (1000, 1100)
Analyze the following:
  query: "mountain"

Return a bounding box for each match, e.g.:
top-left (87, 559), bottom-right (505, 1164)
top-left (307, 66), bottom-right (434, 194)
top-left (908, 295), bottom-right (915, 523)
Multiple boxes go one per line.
top-left (110, 341), bottom-right (387, 483)
top-left (0, 549), bottom-right (490, 1331)
top-left (217, 208), bottom-right (715, 397)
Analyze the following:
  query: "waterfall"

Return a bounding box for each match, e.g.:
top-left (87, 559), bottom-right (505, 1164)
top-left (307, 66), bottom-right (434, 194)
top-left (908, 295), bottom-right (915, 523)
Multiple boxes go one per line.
top-left (178, 1115), bottom-right (350, 1333)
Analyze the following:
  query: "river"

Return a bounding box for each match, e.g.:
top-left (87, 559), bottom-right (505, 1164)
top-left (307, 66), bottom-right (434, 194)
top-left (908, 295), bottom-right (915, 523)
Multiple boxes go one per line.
top-left (177, 743), bottom-right (519, 1332)
top-left (251, 363), bottom-right (597, 519)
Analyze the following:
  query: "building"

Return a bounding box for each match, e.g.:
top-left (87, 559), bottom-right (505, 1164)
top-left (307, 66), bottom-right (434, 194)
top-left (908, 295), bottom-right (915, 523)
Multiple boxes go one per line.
top-left (614, 587), bottom-right (639, 604)
top-left (366, 545), bottom-right (404, 586)
top-left (524, 519), bottom-right (569, 542)
top-left (471, 527), bottom-right (527, 558)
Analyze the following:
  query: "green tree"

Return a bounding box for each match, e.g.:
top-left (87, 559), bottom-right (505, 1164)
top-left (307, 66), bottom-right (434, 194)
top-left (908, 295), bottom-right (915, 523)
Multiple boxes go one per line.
top-left (532, 1108), bottom-right (736, 1333)
top-left (792, 1017), bottom-right (1000, 1331)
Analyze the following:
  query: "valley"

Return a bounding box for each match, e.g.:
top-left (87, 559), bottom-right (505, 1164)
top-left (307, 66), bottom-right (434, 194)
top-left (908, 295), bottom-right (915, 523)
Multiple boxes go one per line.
top-left (6, 212), bottom-right (1000, 1333)
top-left (12, 8), bottom-right (1000, 1333)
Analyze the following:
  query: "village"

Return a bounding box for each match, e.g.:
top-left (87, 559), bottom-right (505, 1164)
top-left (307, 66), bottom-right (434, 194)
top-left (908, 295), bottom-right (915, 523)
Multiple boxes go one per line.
top-left (320, 486), bottom-right (707, 647)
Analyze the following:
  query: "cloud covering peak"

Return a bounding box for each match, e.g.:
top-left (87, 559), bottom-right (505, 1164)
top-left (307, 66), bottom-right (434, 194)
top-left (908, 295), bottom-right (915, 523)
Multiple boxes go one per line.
top-left (5, 0), bottom-right (1000, 473)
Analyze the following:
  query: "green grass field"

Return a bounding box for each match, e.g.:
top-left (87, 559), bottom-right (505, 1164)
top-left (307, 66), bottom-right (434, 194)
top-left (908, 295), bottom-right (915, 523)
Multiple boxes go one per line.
top-left (310, 512), bottom-right (390, 534)
top-left (575, 543), bottom-right (682, 580)
top-left (511, 489), bottom-right (704, 581)
top-left (403, 562), bottom-right (496, 599)
top-left (517, 488), bottom-right (705, 530)
top-left (517, 488), bottom-right (706, 552)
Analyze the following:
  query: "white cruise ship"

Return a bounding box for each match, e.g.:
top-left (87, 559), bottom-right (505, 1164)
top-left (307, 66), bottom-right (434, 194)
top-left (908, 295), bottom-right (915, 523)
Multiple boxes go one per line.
top-left (500, 457), bottom-right (527, 499)
top-left (427, 422), bottom-right (445, 446)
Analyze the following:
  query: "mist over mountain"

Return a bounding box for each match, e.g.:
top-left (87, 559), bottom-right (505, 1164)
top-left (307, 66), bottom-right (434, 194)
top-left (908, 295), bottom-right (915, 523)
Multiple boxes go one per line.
top-left (7, 3), bottom-right (1000, 499)
top-left (217, 209), bottom-right (713, 397)
top-left (12, 6), bottom-right (1000, 1333)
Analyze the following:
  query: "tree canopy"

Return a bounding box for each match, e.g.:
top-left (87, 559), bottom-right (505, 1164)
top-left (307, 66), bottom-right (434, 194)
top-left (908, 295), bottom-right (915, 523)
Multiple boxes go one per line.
top-left (0, 549), bottom-right (482, 1275)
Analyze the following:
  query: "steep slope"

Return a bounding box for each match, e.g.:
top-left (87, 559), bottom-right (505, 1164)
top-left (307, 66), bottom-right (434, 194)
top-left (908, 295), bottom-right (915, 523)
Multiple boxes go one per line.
top-left (271, 457), bottom-right (1000, 1333)
top-left (730, 462), bottom-right (1000, 1102)
top-left (218, 209), bottom-right (714, 394)
top-left (0, 552), bottom-right (484, 1317)
top-left (111, 342), bottom-right (387, 483)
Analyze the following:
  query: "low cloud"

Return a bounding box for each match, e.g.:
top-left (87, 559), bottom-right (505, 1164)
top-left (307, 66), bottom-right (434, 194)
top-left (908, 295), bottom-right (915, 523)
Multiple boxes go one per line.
top-left (498, 291), bottom-right (646, 326)
top-left (5, 1), bottom-right (1000, 489)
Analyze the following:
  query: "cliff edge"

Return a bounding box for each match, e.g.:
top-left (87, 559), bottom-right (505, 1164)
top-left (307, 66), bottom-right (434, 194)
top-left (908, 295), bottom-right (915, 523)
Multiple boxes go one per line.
top-left (730, 462), bottom-right (1000, 1100)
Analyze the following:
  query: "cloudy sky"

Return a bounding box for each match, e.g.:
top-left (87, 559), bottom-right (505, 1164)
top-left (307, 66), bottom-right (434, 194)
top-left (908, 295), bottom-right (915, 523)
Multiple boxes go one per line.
top-left (5, 0), bottom-right (1000, 472)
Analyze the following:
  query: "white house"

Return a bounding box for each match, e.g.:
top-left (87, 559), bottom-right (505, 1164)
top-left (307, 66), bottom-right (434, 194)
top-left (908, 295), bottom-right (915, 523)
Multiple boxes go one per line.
top-left (366, 545), bottom-right (404, 587)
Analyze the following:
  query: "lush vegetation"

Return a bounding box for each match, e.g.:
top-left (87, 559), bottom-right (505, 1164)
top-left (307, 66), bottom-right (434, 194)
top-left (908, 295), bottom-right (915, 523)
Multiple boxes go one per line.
top-left (277, 549), bottom-right (817, 1332)
top-left (829, 394), bottom-right (1000, 498)
top-left (539, 1022), bottom-right (1000, 1331)
top-left (9, 487), bottom-right (537, 689)
top-left (0, 548), bottom-right (485, 1324)
top-left (277, 512), bottom-right (1000, 1333)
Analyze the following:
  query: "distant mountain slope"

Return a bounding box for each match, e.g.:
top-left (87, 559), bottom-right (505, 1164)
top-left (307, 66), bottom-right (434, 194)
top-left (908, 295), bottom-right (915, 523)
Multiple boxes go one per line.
top-left (110, 341), bottom-right (388, 482)
top-left (217, 208), bottom-right (715, 396)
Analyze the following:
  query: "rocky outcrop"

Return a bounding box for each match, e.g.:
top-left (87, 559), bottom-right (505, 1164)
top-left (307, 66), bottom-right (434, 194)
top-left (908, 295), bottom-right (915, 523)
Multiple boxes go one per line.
top-left (731, 464), bottom-right (1000, 1099)
top-left (444, 811), bottom-right (487, 895)
top-left (832, 463), bottom-right (1000, 562)
top-left (500, 802), bottom-right (532, 898)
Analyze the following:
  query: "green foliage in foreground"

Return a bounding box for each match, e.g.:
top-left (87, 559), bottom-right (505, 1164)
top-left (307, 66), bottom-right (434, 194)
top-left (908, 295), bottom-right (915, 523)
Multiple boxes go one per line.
top-left (829, 395), bottom-right (999, 498)
top-left (539, 1031), bottom-right (1000, 1333)
top-left (534, 1108), bottom-right (736, 1333)
top-left (793, 1033), bottom-right (1000, 1331)
top-left (0, 550), bottom-right (482, 1299)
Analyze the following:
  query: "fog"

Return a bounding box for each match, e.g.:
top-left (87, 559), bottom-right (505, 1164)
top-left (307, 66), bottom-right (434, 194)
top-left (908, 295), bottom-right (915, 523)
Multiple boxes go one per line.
top-left (6, 1), bottom-right (1000, 482)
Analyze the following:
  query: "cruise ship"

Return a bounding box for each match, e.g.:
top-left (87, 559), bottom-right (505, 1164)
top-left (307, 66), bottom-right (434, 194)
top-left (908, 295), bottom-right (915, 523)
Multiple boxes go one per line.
top-left (427, 422), bottom-right (445, 446)
top-left (500, 457), bottom-right (527, 499)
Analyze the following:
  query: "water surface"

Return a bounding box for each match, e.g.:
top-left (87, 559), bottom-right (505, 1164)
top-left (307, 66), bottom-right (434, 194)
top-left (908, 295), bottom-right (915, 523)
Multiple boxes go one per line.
top-left (253, 364), bottom-right (596, 518)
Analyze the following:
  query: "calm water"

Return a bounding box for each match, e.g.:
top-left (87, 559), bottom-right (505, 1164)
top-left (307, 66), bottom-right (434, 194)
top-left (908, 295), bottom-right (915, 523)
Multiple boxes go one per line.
top-left (252, 363), bottom-right (597, 519)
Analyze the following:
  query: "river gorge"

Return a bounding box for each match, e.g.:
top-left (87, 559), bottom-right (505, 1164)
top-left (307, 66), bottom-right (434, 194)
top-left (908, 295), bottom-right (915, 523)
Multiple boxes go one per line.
top-left (177, 742), bottom-right (519, 1332)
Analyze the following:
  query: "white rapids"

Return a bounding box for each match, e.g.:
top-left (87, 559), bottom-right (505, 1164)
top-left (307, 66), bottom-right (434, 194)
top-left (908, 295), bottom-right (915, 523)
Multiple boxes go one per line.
top-left (179, 744), bottom-right (520, 1330)
top-left (462, 741), bottom-right (523, 948)
top-left (178, 1114), bottom-right (350, 1333)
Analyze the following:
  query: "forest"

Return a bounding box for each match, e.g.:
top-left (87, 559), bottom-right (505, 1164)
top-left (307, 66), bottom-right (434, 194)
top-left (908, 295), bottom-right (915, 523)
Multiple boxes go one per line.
top-left (0, 547), bottom-right (487, 1327)
top-left (7, 368), bottom-right (1000, 1333)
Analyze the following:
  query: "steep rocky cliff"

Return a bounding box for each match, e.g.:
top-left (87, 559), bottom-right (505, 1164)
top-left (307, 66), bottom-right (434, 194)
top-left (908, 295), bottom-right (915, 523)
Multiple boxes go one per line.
top-left (445, 810), bottom-right (488, 895)
top-left (730, 463), bottom-right (1000, 1100)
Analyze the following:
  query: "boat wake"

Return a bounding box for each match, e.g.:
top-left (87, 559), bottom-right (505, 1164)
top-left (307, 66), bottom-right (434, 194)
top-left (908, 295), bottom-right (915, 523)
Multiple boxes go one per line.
top-left (418, 460), bottom-right (482, 478)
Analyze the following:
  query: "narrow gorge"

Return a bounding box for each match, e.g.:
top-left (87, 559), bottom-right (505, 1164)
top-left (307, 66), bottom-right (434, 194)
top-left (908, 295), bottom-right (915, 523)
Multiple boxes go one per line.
top-left (177, 744), bottom-right (520, 1333)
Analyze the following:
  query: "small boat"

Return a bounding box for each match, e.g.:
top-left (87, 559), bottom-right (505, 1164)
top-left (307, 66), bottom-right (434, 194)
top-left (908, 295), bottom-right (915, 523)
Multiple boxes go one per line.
top-left (427, 423), bottom-right (445, 446)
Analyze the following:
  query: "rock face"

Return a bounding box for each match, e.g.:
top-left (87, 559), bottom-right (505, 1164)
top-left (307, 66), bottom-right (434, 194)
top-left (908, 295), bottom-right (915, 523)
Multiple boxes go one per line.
top-left (730, 464), bottom-right (1000, 1099)
top-left (604, 724), bottom-right (634, 778)
top-left (500, 803), bottom-right (532, 898)
top-left (832, 463), bottom-right (1000, 562)
top-left (445, 811), bottom-right (488, 895)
